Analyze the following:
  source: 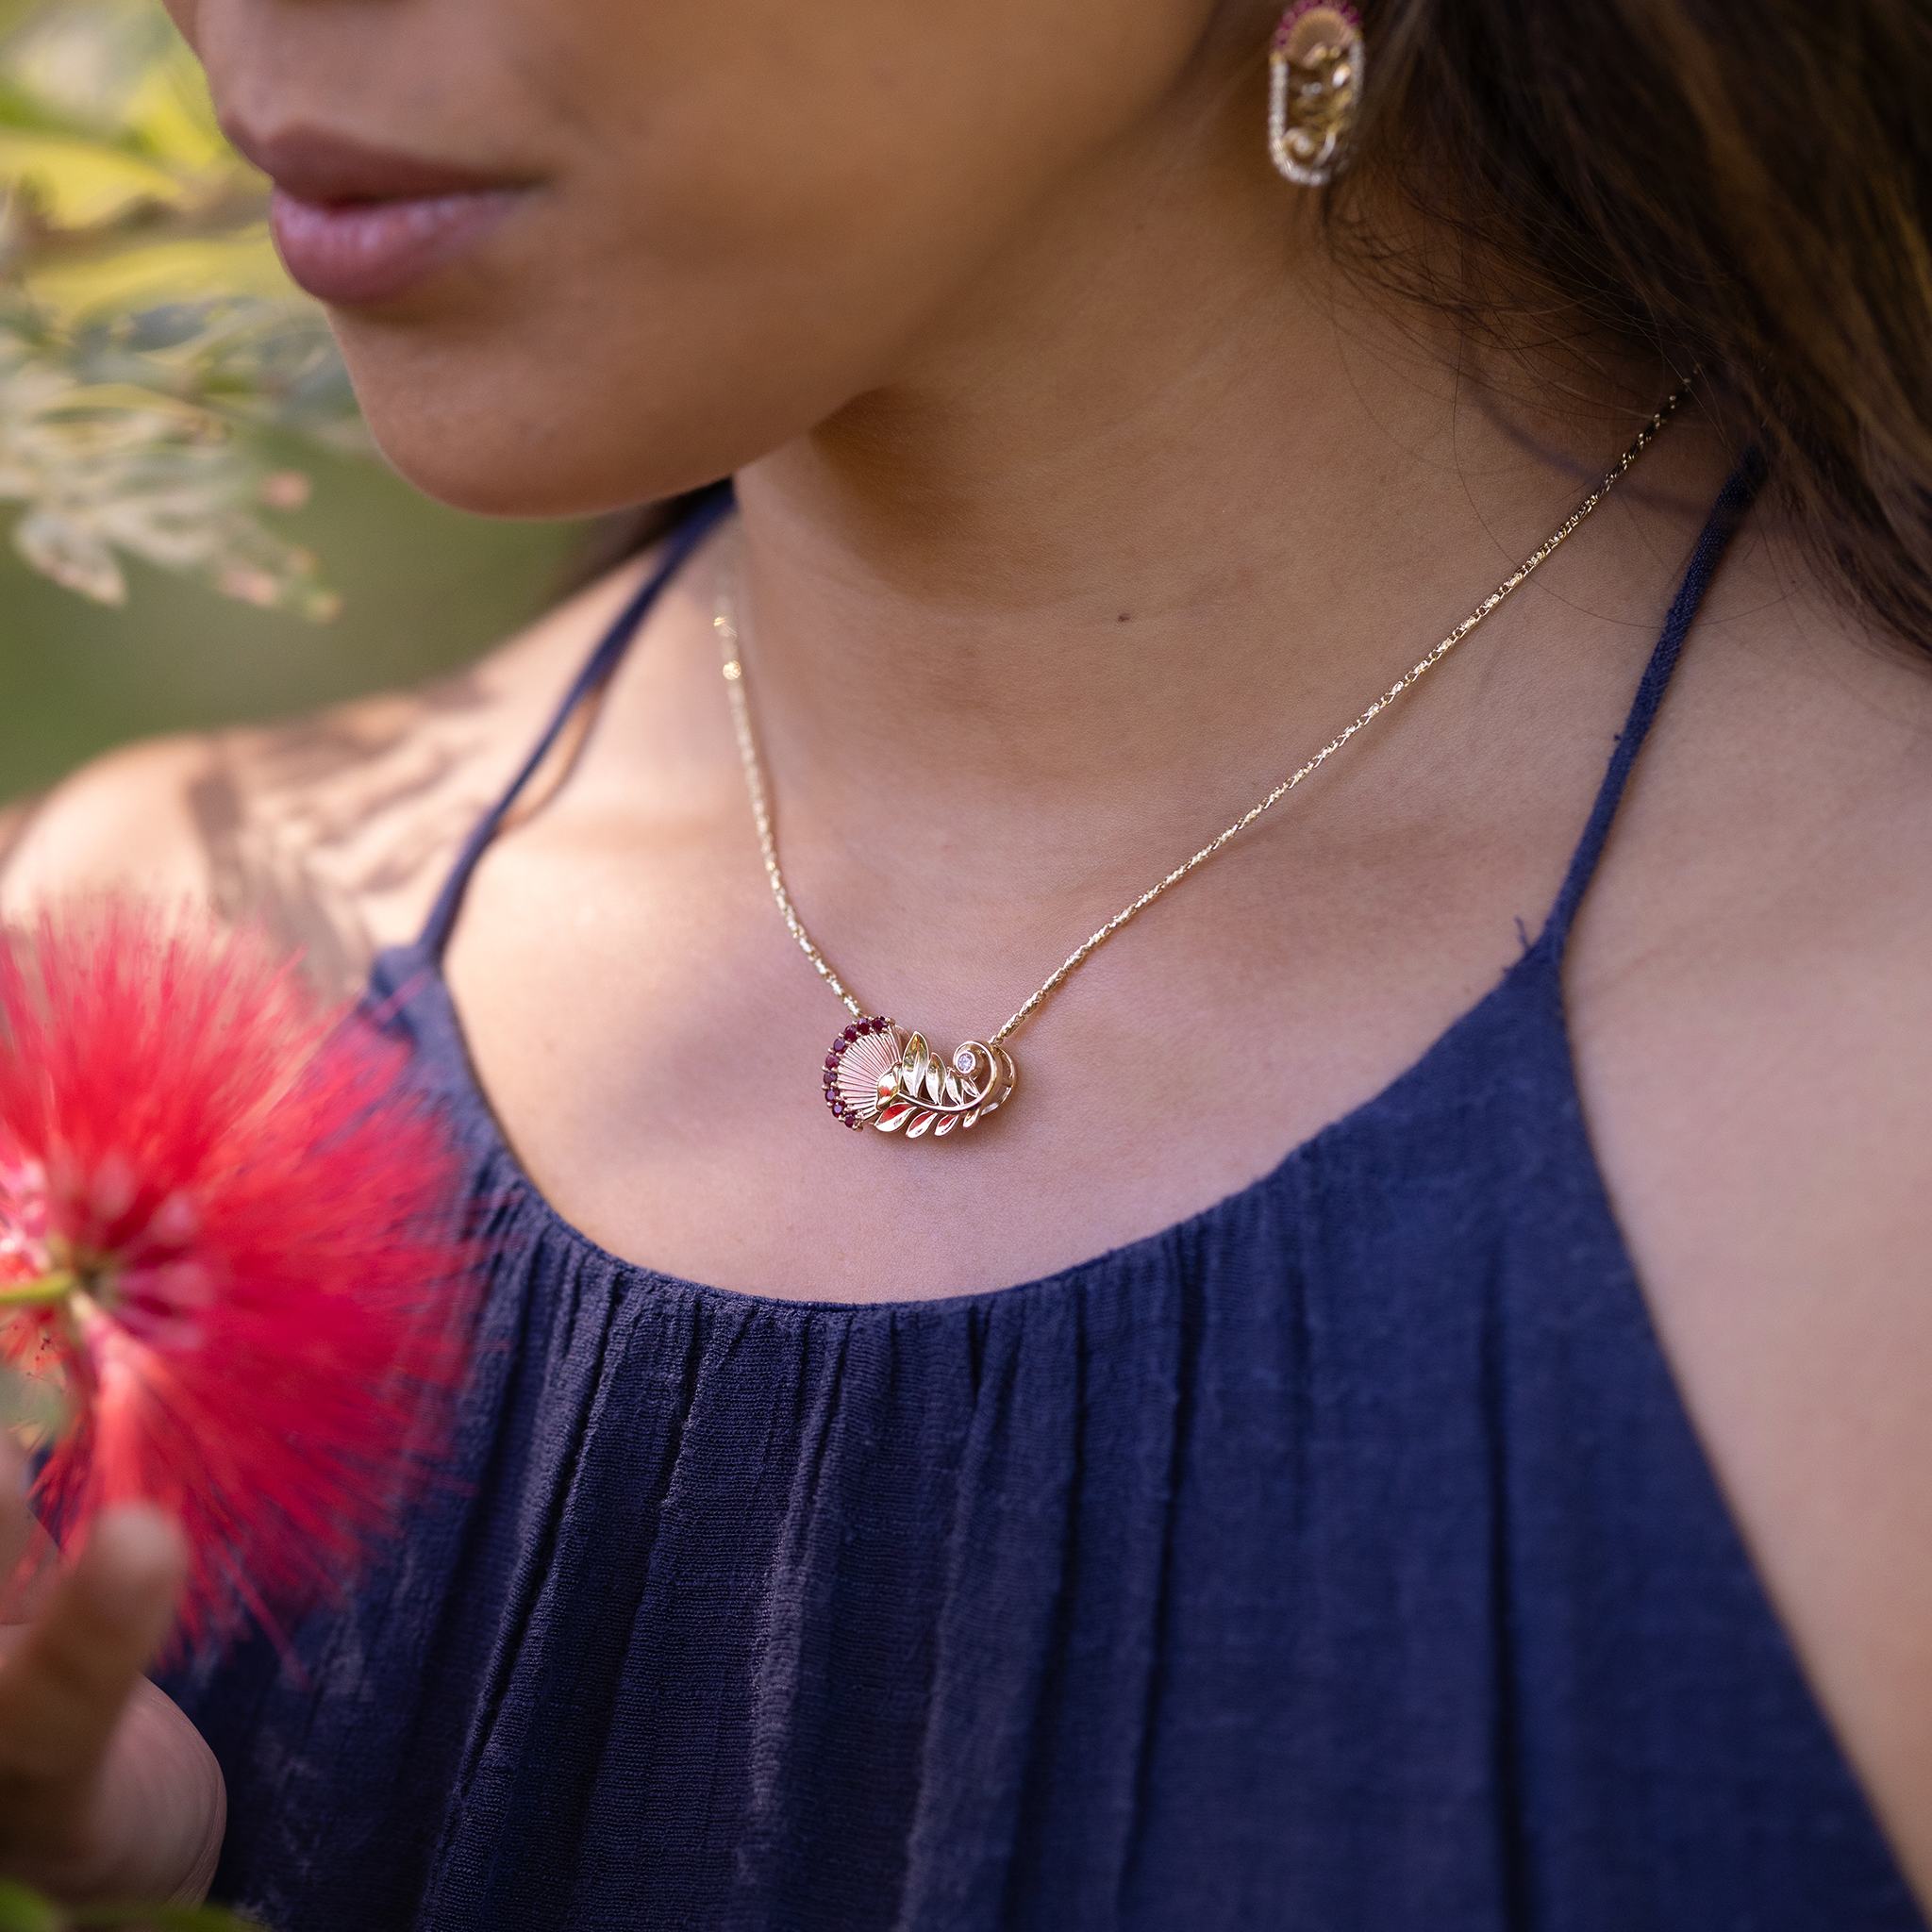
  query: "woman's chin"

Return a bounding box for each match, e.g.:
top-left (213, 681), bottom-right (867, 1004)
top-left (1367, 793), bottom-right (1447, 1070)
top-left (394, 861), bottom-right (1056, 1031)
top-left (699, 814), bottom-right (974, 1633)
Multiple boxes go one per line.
top-left (339, 347), bottom-right (809, 522)
top-left (362, 441), bottom-right (623, 521)
top-left (353, 407), bottom-right (730, 523)
top-left (325, 276), bottom-right (908, 523)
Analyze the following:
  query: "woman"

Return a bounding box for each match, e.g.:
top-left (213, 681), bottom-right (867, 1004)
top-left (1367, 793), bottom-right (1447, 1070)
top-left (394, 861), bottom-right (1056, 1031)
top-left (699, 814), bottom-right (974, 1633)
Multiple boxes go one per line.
top-left (0, 0), bottom-right (1927, 1923)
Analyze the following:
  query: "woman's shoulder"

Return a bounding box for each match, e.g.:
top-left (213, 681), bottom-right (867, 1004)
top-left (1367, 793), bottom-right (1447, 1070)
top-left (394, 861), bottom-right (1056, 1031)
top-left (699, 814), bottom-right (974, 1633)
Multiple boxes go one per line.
top-left (0, 560), bottom-right (654, 996)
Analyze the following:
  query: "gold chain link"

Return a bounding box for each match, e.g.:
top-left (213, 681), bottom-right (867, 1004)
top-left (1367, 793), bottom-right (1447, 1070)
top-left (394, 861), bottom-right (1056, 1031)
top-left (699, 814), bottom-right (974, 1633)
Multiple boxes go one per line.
top-left (715, 382), bottom-right (1689, 1047)
top-left (716, 649), bottom-right (868, 1020)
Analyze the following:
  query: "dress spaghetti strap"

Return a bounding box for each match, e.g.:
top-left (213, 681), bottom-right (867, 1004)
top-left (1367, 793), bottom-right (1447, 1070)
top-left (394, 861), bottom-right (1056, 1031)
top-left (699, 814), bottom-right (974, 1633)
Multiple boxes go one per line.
top-left (1541, 451), bottom-right (1765, 956)
top-left (416, 484), bottom-right (737, 961)
top-left (416, 454), bottom-right (1760, 970)
top-left (188, 445), bottom-right (1920, 1932)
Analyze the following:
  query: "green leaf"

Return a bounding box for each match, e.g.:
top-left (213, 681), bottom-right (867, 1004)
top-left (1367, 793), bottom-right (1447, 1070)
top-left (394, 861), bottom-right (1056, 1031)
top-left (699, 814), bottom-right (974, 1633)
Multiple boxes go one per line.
top-left (0, 125), bottom-right (183, 226)
top-left (0, 4), bottom-right (50, 49)
top-left (0, 0), bottom-right (363, 615)
top-left (0, 1880), bottom-right (59, 1932)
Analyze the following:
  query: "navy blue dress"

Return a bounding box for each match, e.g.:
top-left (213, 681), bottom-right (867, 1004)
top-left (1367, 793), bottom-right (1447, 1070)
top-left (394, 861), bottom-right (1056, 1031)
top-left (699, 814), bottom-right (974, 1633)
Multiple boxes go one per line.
top-left (169, 475), bottom-right (1924, 1930)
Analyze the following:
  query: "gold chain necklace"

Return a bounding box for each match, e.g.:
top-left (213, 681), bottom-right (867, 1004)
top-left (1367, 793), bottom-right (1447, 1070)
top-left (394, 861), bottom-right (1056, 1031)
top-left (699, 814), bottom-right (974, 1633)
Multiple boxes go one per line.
top-left (715, 387), bottom-right (1687, 1142)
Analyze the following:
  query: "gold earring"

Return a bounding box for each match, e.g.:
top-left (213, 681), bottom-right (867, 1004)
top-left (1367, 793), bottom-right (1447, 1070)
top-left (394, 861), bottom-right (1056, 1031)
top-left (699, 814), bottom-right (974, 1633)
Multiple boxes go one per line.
top-left (1268, 0), bottom-right (1365, 188)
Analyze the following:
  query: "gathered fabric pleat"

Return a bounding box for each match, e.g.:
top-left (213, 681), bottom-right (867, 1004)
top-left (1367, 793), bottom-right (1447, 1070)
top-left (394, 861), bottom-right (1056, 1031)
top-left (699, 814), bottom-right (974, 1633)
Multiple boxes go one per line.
top-left (166, 468), bottom-right (1924, 1930)
top-left (168, 935), bottom-right (1923, 1932)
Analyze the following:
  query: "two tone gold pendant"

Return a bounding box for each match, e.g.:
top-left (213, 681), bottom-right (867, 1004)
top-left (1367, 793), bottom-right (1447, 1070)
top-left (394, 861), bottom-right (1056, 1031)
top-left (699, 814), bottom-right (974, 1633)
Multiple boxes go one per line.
top-left (822, 1019), bottom-right (1016, 1138)
top-left (724, 382), bottom-right (1689, 1154)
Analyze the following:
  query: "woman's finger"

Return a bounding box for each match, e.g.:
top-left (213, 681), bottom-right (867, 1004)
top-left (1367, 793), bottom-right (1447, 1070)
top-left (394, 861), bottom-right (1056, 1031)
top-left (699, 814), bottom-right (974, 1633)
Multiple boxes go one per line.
top-left (0, 1437), bottom-right (42, 1618)
top-left (0, 1506), bottom-right (184, 1814)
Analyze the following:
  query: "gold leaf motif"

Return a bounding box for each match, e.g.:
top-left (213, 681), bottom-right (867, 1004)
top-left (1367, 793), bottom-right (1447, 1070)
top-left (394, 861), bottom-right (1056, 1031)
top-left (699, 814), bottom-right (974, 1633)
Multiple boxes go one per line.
top-left (824, 1025), bottom-right (1017, 1143)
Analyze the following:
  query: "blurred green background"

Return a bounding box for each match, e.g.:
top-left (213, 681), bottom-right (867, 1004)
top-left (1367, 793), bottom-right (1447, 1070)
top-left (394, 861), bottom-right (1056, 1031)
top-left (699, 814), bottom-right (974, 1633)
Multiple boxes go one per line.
top-left (0, 0), bottom-right (590, 805)
top-left (0, 448), bottom-right (583, 801)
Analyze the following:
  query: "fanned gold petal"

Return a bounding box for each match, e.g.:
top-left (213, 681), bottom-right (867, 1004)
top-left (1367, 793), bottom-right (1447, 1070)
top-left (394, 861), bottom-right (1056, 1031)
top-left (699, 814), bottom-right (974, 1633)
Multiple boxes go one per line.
top-left (821, 1026), bottom-right (1017, 1144)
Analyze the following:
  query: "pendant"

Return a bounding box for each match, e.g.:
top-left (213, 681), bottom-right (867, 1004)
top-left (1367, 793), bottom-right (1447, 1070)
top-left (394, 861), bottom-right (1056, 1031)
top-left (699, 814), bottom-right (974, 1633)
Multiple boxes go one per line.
top-left (822, 1018), bottom-right (1017, 1138)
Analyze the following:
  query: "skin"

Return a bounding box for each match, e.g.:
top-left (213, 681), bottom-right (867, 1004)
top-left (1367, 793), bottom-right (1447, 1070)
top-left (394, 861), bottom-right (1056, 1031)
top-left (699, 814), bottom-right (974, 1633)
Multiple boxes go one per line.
top-left (0, 1448), bottom-right (219, 1901)
top-left (2, 0), bottom-right (1931, 1906)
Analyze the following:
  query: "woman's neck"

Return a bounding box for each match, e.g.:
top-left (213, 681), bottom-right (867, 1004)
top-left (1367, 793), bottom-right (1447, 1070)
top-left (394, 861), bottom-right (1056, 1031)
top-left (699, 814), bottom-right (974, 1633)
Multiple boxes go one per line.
top-left (734, 328), bottom-right (1716, 888)
top-left (721, 49), bottom-right (1723, 899)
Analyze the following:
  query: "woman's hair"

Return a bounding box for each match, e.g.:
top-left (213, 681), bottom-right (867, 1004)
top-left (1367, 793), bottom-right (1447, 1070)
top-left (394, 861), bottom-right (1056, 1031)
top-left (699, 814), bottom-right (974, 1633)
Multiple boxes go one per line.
top-left (1346, 0), bottom-right (1930, 647)
top-left (575, 0), bottom-right (1932, 652)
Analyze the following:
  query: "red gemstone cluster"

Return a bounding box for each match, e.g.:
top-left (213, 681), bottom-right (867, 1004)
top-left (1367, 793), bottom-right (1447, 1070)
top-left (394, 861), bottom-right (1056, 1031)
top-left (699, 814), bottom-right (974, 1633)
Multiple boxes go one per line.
top-left (823, 1017), bottom-right (895, 1129)
top-left (1271, 0), bottom-right (1361, 51)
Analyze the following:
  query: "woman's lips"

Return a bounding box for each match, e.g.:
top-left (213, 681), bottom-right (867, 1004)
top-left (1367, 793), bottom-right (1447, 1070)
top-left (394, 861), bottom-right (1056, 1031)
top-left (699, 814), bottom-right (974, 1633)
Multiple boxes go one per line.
top-left (270, 186), bottom-right (522, 307)
top-left (226, 123), bottom-right (530, 306)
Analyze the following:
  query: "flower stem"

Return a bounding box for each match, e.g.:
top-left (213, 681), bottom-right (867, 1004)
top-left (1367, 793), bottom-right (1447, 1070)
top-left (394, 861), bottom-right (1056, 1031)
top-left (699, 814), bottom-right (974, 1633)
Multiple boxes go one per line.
top-left (0, 1272), bottom-right (76, 1309)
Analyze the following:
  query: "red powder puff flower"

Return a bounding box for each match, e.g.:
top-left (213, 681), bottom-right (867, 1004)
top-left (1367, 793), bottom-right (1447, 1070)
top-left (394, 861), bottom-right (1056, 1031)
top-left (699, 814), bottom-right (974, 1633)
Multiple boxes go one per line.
top-left (0, 897), bottom-right (475, 1653)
